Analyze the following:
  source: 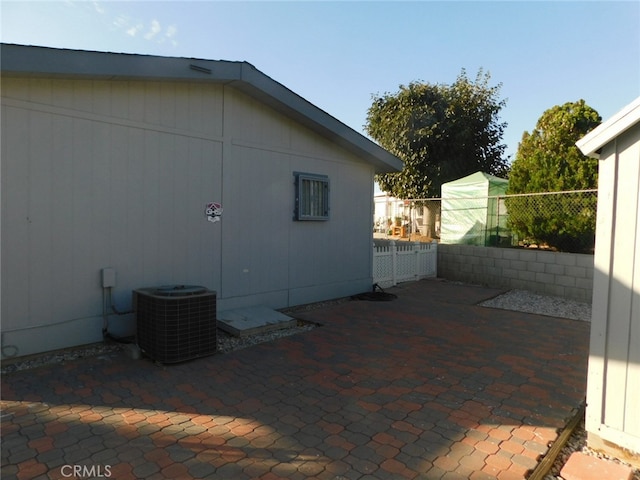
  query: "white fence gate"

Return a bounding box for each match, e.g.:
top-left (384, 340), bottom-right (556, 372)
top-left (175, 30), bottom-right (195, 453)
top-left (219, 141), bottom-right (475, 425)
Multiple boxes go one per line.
top-left (373, 241), bottom-right (438, 288)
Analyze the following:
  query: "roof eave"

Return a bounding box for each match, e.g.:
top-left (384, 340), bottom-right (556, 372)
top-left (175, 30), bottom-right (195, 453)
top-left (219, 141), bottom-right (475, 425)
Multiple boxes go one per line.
top-left (576, 96), bottom-right (640, 159)
top-left (0, 43), bottom-right (245, 82)
top-left (0, 44), bottom-right (403, 173)
top-left (230, 63), bottom-right (402, 172)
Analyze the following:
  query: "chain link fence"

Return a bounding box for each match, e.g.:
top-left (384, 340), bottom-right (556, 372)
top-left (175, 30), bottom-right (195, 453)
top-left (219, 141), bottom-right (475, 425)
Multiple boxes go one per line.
top-left (373, 189), bottom-right (598, 253)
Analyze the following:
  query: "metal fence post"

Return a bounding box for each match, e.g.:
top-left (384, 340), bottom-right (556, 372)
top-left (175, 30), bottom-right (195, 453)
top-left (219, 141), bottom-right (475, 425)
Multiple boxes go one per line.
top-left (496, 195), bottom-right (501, 246)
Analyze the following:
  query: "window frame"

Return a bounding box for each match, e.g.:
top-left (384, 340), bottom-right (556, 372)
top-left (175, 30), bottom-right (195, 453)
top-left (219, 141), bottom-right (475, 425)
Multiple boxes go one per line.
top-left (293, 172), bottom-right (330, 221)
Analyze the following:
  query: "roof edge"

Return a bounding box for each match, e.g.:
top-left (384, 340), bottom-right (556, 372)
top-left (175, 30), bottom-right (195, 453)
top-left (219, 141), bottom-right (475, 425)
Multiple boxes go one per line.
top-left (0, 43), bottom-right (247, 81)
top-left (0, 43), bottom-right (402, 173)
top-left (442, 171), bottom-right (509, 185)
top-left (576, 96), bottom-right (640, 159)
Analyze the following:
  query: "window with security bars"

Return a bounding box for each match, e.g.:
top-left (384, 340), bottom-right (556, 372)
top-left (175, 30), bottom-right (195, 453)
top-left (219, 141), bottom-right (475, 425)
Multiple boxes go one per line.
top-left (294, 172), bottom-right (330, 221)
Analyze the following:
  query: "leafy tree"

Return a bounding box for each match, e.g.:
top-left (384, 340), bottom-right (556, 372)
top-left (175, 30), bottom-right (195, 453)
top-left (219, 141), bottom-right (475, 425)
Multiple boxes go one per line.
top-left (506, 100), bottom-right (601, 252)
top-left (366, 69), bottom-right (509, 199)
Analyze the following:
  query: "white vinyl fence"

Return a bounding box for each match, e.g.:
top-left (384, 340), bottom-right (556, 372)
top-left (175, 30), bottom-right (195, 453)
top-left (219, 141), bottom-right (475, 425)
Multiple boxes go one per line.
top-left (373, 241), bottom-right (438, 288)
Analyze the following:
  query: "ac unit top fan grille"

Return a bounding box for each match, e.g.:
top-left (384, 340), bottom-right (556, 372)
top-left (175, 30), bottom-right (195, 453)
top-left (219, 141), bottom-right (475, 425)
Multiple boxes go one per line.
top-left (144, 284), bottom-right (208, 297)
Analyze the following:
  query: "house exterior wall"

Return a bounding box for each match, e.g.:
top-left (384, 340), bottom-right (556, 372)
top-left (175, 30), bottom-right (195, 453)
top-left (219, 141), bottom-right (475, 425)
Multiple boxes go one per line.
top-left (220, 89), bottom-right (374, 309)
top-left (1, 76), bottom-right (375, 358)
top-left (586, 121), bottom-right (640, 463)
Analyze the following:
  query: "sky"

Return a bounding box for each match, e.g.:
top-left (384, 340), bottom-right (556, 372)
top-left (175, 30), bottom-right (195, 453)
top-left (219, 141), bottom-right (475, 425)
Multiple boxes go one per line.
top-left (2, 1), bottom-right (639, 165)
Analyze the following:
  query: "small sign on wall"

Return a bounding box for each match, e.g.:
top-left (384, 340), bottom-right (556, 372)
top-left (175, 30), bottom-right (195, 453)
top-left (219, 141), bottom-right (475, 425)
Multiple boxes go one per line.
top-left (205, 202), bottom-right (223, 223)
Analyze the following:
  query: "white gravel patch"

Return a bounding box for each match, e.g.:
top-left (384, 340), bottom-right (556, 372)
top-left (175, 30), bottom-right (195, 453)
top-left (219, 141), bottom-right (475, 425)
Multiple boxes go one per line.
top-left (0, 343), bottom-right (124, 374)
top-left (479, 289), bottom-right (592, 322)
top-left (215, 320), bottom-right (317, 354)
top-left (0, 302), bottom-right (339, 374)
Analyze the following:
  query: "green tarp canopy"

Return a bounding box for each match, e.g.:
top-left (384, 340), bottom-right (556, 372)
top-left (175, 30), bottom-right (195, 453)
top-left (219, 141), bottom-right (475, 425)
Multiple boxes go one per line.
top-left (440, 171), bottom-right (510, 246)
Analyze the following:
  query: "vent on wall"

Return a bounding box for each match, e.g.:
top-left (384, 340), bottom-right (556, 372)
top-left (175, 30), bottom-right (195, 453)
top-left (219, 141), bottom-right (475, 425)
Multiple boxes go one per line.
top-left (133, 285), bottom-right (217, 363)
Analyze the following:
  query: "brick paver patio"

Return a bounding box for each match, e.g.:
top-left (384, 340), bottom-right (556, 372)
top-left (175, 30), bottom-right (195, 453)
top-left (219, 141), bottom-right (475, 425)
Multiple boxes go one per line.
top-left (1, 279), bottom-right (589, 479)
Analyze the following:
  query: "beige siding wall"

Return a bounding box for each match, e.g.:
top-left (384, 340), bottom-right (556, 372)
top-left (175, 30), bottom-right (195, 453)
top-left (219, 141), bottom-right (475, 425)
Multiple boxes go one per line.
top-left (2, 77), bottom-right (225, 137)
top-left (587, 122), bottom-right (640, 459)
top-left (1, 77), bottom-right (375, 357)
top-left (220, 89), bottom-right (374, 308)
top-left (1, 78), bottom-right (225, 357)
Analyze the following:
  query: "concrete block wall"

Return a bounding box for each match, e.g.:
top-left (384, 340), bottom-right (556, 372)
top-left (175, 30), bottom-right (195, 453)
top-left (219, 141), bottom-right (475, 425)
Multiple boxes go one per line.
top-left (438, 244), bottom-right (594, 302)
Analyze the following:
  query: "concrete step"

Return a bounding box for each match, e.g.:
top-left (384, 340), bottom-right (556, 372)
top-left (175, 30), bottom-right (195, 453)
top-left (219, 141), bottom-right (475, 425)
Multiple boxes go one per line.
top-left (217, 305), bottom-right (296, 337)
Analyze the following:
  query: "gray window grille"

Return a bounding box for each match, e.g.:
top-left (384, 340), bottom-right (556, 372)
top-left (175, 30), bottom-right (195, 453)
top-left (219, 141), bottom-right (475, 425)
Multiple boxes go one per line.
top-left (294, 172), bottom-right (329, 221)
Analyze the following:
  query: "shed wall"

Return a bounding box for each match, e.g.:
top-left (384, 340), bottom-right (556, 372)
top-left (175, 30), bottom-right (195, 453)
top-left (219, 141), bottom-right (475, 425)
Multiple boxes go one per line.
top-left (587, 121), bottom-right (640, 459)
top-left (1, 77), bottom-right (375, 358)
